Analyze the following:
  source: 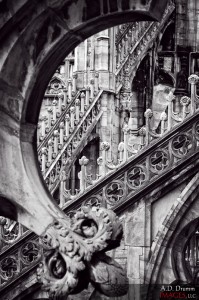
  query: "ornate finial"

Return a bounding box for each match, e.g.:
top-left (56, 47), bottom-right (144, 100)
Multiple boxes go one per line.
top-left (80, 92), bottom-right (85, 99)
top-left (97, 156), bottom-right (103, 165)
top-left (123, 124), bottom-right (130, 134)
top-left (79, 156), bottom-right (89, 166)
top-left (118, 142), bottom-right (124, 152)
top-left (59, 122), bottom-right (65, 129)
top-left (47, 139), bottom-right (53, 146)
top-left (75, 99), bottom-right (80, 106)
top-left (188, 74), bottom-right (199, 85)
top-left (100, 142), bottom-right (110, 151)
top-left (41, 147), bottom-right (47, 155)
top-left (52, 100), bottom-right (57, 106)
top-left (47, 107), bottom-right (53, 113)
top-left (53, 130), bottom-right (59, 137)
top-left (144, 108), bottom-right (153, 118)
top-left (180, 96), bottom-right (190, 106)
top-left (65, 114), bottom-right (70, 121)
top-left (70, 106), bottom-right (75, 113)
top-left (139, 126), bottom-right (146, 136)
top-left (160, 112), bottom-right (167, 121)
top-left (59, 170), bottom-right (67, 181)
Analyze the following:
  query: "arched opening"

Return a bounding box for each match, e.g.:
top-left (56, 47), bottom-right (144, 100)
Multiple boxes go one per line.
top-left (159, 22), bottom-right (175, 52)
top-left (0, 1), bottom-right (176, 299)
top-left (173, 218), bottom-right (199, 284)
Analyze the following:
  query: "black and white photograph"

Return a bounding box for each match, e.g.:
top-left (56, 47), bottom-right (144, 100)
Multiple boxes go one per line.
top-left (0, 1), bottom-right (199, 299)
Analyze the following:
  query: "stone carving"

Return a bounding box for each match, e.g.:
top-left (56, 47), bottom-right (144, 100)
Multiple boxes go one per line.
top-left (1, 96), bottom-right (199, 296)
top-left (115, 1), bottom-right (175, 90)
top-left (38, 89), bottom-right (102, 194)
top-left (37, 205), bottom-right (128, 298)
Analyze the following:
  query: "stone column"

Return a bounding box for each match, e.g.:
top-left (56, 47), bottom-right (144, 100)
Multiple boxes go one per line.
top-left (95, 34), bottom-right (109, 71)
top-left (80, 92), bottom-right (85, 114)
top-left (70, 106), bottom-right (75, 130)
top-left (71, 164), bottom-right (76, 195)
top-left (75, 98), bottom-right (80, 122)
top-left (65, 114), bottom-right (70, 137)
top-left (79, 156), bottom-right (89, 192)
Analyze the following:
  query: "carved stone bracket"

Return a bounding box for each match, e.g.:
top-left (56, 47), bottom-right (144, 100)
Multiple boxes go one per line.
top-left (37, 206), bottom-right (128, 298)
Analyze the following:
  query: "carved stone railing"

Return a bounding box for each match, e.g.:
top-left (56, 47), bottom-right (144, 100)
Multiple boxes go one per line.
top-left (0, 92), bottom-right (103, 255)
top-left (115, 21), bottom-right (151, 73)
top-left (64, 109), bottom-right (199, 211)
top-left (37, 70), bottom-right (102, 185)
top-left (0, 204), bottom-right (129, 298)
top-left (0, 74), bottom-right (102, 254)
top-left (63, 115), bottom-right (199, 206)
top-left (0, 233), bottom-right (41, 292)
top-left (115, 23), bottom-right (136, 46)
top-left (1, 108), bottom-right (199, 295)
top-left (37, 68), bottom-right (99, 152)
top-left (37, 70), bottom-right (77, 150)
top-left (63, 75), bottom-right (199, 200)
top-left (0, 75), bottom-right (198, 257)
top-left (115, 0), bottom-right (175, 91)
top-left (44, 89), bottom-right (103, 193)
top-left (37, 90), bottom-right (80, 151)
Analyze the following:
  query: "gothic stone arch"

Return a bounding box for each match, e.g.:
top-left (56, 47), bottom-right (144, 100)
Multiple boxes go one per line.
top-left (145, 173), bottom-right (199, 298)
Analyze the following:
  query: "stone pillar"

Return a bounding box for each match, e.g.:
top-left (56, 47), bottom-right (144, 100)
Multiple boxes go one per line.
top-left (78, 156), bottom-right (89, 192)
top-left (75, 98), bottom-right (80, 122)
top-left (71, 164), bottom-right (76, 195)
top-left (65, 114), bottom-right (70, 137)
top-left (68, 78), bottom-right (72, 101)
top-left (70, 106), bottom-right (75, 130)
top-left (95, 34), bottom-right (109, 71)
top-left (80, 92), bottom-right (85, 114)
top-left (60, 170), bottom-right (67, 208)
top-left (125, 200), bottom-right (146, 289)
top-left (90, 79), bottom-right (94, 99)
top-left (99, 92), bottom-right (108, 145)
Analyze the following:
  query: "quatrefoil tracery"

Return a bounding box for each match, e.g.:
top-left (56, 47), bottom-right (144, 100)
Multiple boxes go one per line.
top-left (105, 181), bottom-right (125, 205)
top-left (149, 149), bottom-right (170, 174)
top-left (127, 166), bottom-right (146, 189)
top-left (172, 133), bottom-right (193, 158)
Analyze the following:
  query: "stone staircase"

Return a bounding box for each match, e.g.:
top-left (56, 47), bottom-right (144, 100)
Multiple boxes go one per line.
top-left (62, 75), bottom-right (198, 203)
top-left (115, 1), bottom-right (175, 93)
top-left (1, 75), bottom-right (199, 298)
top-left (37, 70), bottom-right (103, 192)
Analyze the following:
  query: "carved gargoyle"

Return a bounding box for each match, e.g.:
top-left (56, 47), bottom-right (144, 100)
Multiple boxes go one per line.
top-left (37, 205), bottom-right (128, 298)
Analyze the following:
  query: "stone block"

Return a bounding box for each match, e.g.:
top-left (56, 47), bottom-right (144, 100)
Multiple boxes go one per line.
top-left (125, 203), bottom-right (145, 246)
top-left (127, 246), bottom-right (143, 280)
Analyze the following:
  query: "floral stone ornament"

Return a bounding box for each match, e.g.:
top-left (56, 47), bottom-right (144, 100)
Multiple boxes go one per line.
top-left (37, 206), bottom-right (128, 297)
